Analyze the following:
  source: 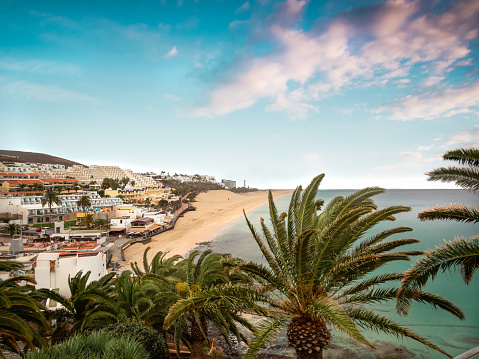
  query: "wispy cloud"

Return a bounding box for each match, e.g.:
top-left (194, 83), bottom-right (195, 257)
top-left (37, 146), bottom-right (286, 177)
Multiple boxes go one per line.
top-left (164, 46), bottom-right (179, 58)
top-left (375, 82), bottom-right (479, 120)
top-left (236, 1), bottom-right (250, 14)
top-left (0, 57), bottom-right (81, 76)
top-left (445, 126), bottom-right (479, 146)
top-left (194, 0), bottom-right (479, 119)
top-left (0, 79), bottom-right (94, 102)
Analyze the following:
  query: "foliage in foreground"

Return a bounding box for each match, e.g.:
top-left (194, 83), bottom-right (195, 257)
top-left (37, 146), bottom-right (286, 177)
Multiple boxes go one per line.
top-left (105, 316), bottom-right (169, 359)
top-left (24, 330), bottom-right (148, 359)
top-left (239, 174), bottom-right (462, 359)
top-left (0, 261), bottom-right (48, 355)
top-left (398, 147), bottom-right (479, 314)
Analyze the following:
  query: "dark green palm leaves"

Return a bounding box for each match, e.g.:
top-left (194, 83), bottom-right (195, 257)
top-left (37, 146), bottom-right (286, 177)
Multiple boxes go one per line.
top-left (0, 262), bottom-right (48, 354)
top-left (399, 148), bottom-right (479, 313)
top-left (242, 174), bottom-right (460, 358)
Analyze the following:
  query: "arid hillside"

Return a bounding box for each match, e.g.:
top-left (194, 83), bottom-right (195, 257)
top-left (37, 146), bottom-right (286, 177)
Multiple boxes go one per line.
top-left (0, 150), bottom-right (84, 167)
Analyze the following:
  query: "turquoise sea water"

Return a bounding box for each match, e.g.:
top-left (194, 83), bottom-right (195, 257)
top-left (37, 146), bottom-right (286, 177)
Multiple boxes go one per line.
top-left (205, 189), bottom-right (479, 358)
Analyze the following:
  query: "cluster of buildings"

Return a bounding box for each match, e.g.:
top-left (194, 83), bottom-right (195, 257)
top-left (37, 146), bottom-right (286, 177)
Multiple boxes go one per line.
top-left (0, 159), bottom-right (238, 302)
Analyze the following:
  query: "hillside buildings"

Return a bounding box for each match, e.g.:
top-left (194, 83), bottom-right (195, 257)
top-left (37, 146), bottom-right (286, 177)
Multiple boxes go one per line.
top-left (221, 179), bottom-right (236, 189)
top-left (0, 191), bottom-right (123, 225)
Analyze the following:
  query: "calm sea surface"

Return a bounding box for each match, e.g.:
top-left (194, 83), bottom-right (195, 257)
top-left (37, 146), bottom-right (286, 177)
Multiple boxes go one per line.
top-left (205, 189), bottom-right (479, 358)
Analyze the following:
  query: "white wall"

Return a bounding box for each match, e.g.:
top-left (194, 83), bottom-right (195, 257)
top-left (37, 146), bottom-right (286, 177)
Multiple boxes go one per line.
top-left (35, 252), bottom-right (107, 298)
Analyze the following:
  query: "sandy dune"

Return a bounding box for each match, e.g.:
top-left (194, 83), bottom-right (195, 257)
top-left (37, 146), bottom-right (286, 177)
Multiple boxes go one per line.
top-left (124, 189), bottom-right (293, 265)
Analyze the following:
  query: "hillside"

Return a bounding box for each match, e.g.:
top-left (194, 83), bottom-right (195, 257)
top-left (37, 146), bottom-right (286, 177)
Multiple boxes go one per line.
top-left (0, 150), bottom-right (84, 167)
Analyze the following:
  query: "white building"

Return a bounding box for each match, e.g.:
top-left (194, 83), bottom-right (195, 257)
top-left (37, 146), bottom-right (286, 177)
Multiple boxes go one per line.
top-left (34, 250), bottom-right (107, 298)
top-left (143, 211), bottom-right (166, 224)
top-left (0, 191), bottom-right (123, 226)
top-left (110, 217), bottom-right (132, 233)
top-left (115, 205), bottom-right (145, 219)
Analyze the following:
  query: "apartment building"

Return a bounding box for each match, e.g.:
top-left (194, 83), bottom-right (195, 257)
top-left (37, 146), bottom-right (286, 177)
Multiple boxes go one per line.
top-left (1, 178), bottom-right (79, 196)
top-left (0, 191), bottom-right (123, 225)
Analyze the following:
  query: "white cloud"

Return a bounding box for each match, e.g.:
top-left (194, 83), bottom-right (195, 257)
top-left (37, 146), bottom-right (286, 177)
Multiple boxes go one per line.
top-left (375, 81), bottom-right (479, 120)
top-left (236, 1), bottom-right (250, 13)
top-left (301, 153), bottom-right (321, 165)
top-left (194, 0), bottom-right (479, 119)
top-left (445, 126), bottom-right (479, 146)
top-left (164, 46), bottom-right (179, 58)
top-left (164, 93), bottom-right (181, 101)
top-left (0, 57), bottom-right (81, 76)
top-left (421, 76), bottom-right (444, 87)
top-left (417, 145), bottom-right (433, 151)
top-left (0, 79), bottom-right (93, 102)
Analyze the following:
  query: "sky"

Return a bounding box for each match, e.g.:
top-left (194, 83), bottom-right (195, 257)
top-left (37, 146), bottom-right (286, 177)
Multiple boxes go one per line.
top-left (1, 0), bottom-right (478, 189)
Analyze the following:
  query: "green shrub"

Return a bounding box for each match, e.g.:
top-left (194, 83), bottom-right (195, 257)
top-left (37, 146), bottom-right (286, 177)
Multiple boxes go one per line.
top-left (105, 318), bottom-right (170, 359)
top-left (24, 330), bottom-right (148, 359)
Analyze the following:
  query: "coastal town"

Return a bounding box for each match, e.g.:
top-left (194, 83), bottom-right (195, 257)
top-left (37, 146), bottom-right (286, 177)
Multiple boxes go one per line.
top-left (0, 159), bottom-right (241, 289)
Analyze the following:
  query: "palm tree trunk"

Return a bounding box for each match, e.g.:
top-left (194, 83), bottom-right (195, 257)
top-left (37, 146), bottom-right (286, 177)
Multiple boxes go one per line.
top-left (190, 318), bottom-right (207, 359)
top-left (191, 340), bottom-right (206, 359)
top-left (295, 349), bottom-right (323, 359)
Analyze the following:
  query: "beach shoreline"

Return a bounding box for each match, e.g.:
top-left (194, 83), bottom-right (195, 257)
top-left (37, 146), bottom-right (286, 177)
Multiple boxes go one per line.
top-left (123, 189), bottom-right (293, 265)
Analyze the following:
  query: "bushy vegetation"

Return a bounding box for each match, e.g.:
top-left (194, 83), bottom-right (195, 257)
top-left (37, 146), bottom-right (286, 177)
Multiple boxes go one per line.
top-left (228, 187), bottom-right (259, 194)
top-left (24, 330), bottom-right (148, 359)
top-left (105, 316), bottom-right (169, 359)
top-left (162, 179), bottom-right (224, 197)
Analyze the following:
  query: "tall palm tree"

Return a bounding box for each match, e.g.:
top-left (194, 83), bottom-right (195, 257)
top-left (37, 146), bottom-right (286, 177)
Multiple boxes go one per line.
top-left (76, 195), bottom-right (91, 213)
top-left (38, 271), bottom-right (117, 342)
top-left (239, 174), bottom-right (462, 359)
top-left (164, 250), bottom-right (254, 359)
top-left (0, 261), bottom-right (48, 355)
top-left (2, 223), bottom-right (19, 236)
top-left (41, 189), bottom-right (62, 230)
top-left (398, 148), bottom-right (479, 311)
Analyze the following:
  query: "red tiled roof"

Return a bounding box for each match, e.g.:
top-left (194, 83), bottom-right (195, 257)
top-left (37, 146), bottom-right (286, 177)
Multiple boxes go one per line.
top-left (40, 178), bottom-right (78, 183)
top-left (0, 172), bottom-right (39, 176)
top-left (3, 179), bottom-right (43, 184)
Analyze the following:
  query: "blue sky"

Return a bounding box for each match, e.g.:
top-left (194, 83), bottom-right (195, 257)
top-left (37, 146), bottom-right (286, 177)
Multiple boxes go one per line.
top-left (1, 0), bottom-right (478, 189)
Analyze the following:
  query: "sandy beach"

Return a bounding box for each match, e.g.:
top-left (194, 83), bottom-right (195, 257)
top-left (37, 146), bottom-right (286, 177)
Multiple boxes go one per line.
top-left (124, 189), bottom-right (293, 266)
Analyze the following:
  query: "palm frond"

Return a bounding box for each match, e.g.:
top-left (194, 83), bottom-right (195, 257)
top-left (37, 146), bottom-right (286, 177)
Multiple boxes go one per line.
top-left (339, 272), bottom-right (404, 297)
top-left (443, 147), bottom-right (479, 167)
top-left (347, 308), bottom-right (452, 357)
top-left (354, 226), bottom-right (414, 253)
top-left (418, 204), bottom-right (479, 223)
top-left (244, 317), bottom-right (290, 359)
top-left (426, 167), bottom-right (479, 193)
top-left (398, 237), bottom-right (479, 315)
top-left (267, 191), bottom-right (294, 279)
top-left (296, 174), bottom-right (325, 234)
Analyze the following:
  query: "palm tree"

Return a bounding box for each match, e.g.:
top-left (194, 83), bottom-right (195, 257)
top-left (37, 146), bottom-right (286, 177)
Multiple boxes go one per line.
top-left (41, 189), bottom-right (62, 230)
top-left (164, 250), bottom-right (254, 359)
top-left (17, 183), bottom-right (27, 193)
top-left (2, 223), bottom-right (19, 236)
top-left (38, 271), bottom-right (116, 342)
top-left (239, 174), bottom-right (462, 359)
top-left (0, 261), bottom-right (48, 355)
top-left (76, 195), bottom-right (91, 213)
top-left (144, 198), bottom-right (151, 207)
top-left (32, 183), bottom-right (43, 193)
top-left (398, 148), bottom-right (479, 311)
top-left (81, 213), bottom-right (94, 229)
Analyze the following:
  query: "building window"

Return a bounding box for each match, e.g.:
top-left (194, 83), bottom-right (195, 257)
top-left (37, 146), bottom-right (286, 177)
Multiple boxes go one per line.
top-left (37, 218), bottom-right (43, 223)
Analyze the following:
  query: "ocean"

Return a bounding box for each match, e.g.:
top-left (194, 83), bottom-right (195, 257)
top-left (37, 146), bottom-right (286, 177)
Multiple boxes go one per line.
top-left (202, 189), bottom-right (479, 358)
